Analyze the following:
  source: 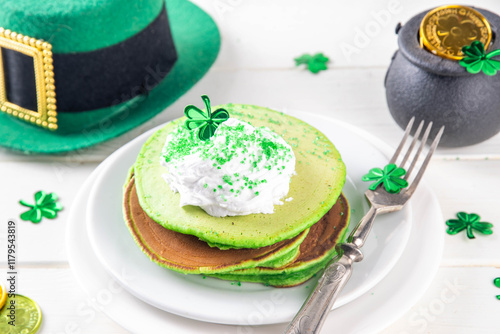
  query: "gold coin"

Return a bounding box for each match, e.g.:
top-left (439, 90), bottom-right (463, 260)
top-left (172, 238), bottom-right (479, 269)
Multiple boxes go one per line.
top-left (420, 5), bottom-right (492, 60)
top-left (0, 284), bottom-right (6, 309)
top-left (0, 294), bottom-right (42, 334)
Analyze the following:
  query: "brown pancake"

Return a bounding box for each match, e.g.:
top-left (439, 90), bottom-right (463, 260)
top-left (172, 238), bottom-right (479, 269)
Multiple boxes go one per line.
top-left (208, 194), bottom-right (350, 287)
top-left (124, 177), bottom-right (308, 274)
top-left (290, 192), bottom-right (349, 264)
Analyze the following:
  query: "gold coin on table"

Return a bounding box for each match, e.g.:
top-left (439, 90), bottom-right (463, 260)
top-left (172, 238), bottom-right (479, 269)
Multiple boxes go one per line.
top-left (0, 284), bottom-right (7, 309)
top-left (0, 294), bottom-right (42, 334)
top-left (420, 5), bottom-right (492, 60)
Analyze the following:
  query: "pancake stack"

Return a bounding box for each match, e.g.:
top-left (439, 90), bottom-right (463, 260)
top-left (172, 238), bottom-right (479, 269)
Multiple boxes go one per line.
top-left (123, 104), bottom-right (350, 287)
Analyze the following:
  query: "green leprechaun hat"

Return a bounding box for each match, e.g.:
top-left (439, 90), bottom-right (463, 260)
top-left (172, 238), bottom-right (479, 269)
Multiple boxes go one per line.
top-left (0, 0), bottom-right (220, 153)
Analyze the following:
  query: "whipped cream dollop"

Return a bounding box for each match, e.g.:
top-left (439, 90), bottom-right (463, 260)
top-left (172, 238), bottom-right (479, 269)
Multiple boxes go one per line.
top-left (160, 118), bottom-right (296, 217)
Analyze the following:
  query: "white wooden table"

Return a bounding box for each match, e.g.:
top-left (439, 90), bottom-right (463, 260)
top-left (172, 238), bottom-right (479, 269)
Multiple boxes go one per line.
top-left (1, 0), bottom-right (500, 333)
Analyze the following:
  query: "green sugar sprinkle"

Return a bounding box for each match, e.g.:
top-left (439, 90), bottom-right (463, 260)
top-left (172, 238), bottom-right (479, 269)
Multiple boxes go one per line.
top-left (161, 120), bottom-right (292, 170)
top-left (161, 119), bottom-right (295, 195)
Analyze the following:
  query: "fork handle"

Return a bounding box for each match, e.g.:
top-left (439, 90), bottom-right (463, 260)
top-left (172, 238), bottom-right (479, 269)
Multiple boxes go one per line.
top-left (283, 256), bottom-right (353, 334)
top-left (283, 207), bottom-right (379, 334)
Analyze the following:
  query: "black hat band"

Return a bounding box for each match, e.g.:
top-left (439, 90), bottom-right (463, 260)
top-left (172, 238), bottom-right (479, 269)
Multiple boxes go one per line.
top-left (0, 3), bottom-right (177, 130)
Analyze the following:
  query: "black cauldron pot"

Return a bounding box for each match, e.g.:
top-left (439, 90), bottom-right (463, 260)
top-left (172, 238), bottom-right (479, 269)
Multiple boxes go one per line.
top-left (385, 8), bottom-right (500, 147)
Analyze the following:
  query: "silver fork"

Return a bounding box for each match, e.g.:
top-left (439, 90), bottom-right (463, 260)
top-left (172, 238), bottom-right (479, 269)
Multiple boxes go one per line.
top-left (284, 118), bottom-right (444, 334)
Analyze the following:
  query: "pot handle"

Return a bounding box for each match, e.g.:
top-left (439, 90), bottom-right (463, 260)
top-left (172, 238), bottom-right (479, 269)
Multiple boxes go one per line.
top-left (385, 23), bottom-right (404, 88)
top-left (384, 50), bottom-right (398, 88)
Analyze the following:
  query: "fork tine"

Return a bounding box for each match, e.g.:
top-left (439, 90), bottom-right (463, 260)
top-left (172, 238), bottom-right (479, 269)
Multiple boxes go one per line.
top-left (389, 117), bottom-right (415, 164)
top-left (405, 125), bottom-right (445, 194)
top-left (405, 121), bottom-right (433, 180)
top-left (399, 120), bottom-right (424, 169)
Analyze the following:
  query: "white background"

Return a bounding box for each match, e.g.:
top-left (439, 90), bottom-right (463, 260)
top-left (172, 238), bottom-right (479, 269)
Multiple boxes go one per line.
top-left (1, 0), bottom-right (500, 333)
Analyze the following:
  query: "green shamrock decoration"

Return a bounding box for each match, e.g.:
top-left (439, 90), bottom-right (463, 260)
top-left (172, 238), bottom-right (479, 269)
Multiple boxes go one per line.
top-left (446, 212), bottom-right (493, 239)
top-left (361, 163), bottom-right (409, 194)
top-left (494, 277), bottom-right (500, 300)
top-left (294, 53), bottom-right (329, 74)
top-left (184, 95), bottom-right (229, 141)
top-left (459, 41), bottom-right (500, 76)
top-left (20, 191), bottom-right (63, 224)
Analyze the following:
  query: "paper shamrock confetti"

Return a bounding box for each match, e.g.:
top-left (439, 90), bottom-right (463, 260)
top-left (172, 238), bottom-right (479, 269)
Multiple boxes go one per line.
top-left (185, 95), bottom-right (229, 141)
top-left (446, 212), bottom-right (493, 239)
top-left (361, 163), bottom-right (408, 194)
top-left (294, 53), bottom-right (330, 73)
top-left (494, 277), bottom-right (500, 300)
top-left (20, 191), bottom-right (63, 224)
top-left (459, 41), bottom-right (500, 76)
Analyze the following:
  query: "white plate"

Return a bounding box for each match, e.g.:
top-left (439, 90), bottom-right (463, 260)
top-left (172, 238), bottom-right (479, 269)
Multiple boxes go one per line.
top-left (67, 117), bottom-right (443, 333)
top-left (84, 113), bottom-right (412, 325)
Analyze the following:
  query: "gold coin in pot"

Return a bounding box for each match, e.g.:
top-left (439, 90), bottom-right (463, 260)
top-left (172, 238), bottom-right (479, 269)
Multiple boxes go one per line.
top-left (420, 5), bottom-right (492, 60)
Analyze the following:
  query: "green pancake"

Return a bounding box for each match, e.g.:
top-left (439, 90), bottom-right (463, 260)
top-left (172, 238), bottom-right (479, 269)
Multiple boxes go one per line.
top-left (124, 177), bottom-right (308, 274)
top-left (209, 194), bottom-right (350, 287)
top-left (209, 258), bottom-right (329, 288)
top-left (134, 104), bottom-right (346, 248)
